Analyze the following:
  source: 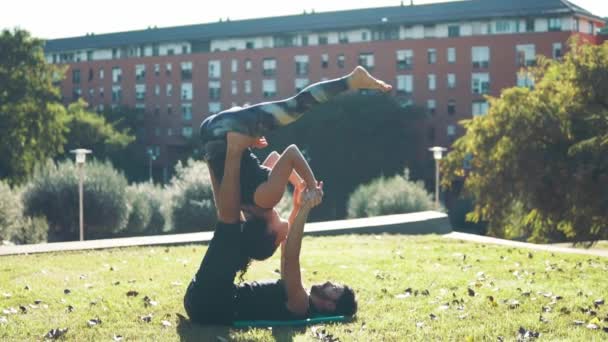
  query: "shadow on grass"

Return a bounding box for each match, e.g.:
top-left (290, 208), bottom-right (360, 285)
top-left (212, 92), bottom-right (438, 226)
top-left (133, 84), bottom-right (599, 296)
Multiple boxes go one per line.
top-left (176, 313), bottom-right (304, 342)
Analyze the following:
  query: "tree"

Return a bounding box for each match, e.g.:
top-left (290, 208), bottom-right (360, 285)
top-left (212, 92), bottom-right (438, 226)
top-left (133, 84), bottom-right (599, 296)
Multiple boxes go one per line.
top-left (61, 99), bottom-right (135, 162)
top-left (0, 29), bottom-right (68, 184)
top-left (262, 92), bottom-right (426, 221)
top-left (442, 40), bottom-right (608, 243)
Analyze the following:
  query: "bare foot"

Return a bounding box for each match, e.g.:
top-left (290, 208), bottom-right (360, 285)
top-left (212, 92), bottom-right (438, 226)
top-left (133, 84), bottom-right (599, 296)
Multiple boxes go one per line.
top-left (347, 66), bottom-right (392, 92)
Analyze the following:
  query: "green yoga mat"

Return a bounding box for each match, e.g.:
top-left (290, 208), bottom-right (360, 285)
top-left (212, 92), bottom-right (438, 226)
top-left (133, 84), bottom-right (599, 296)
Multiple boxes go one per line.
top-left (233, 315), bottom-right (346, 328)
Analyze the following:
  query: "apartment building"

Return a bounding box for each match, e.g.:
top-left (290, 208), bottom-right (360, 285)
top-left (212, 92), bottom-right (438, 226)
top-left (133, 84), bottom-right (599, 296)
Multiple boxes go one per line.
top-left (44, 0), bottom-right (605, 181)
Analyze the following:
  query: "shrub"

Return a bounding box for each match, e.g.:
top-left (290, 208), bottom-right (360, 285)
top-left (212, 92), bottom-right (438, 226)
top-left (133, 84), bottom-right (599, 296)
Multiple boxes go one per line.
top-left (125, 182), bottom-right (167, 236)
top-left (0, 181), bottom-right (23, 242)
top-left (167, 159), bottom-right (217, 233)
top-left (0, 182), bottom-right (48, 244)
top-left (23, 159), bottom-right (129, 241)
top-left (347, 169), bottom-right (437, 218)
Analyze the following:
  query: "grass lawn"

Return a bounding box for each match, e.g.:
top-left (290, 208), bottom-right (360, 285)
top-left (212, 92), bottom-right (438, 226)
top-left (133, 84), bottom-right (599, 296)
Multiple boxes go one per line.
top-left (1, 235), bottom-right (607, 341)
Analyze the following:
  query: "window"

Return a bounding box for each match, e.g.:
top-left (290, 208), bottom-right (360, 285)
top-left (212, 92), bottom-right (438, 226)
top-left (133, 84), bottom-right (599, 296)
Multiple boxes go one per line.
top-left (447, 74), bottom-right (456, 89)
top-left (337, 54), bottom-right (345, 68)
top-left (231, 59), bottom-right (238, 73)
top-left (318, 35), bottom-right (328, 45)
top-left (472, 73), bottom-right (490, 94)
top-left (135, 64), bottom-right (146, 82)
top-left (516, 72), bottom-right (534, 89)
top-left (246, 41), bottom-right (254, 49)
top-left (263, 79), bottom-right (277, 98)
top-left (209, 81), bottom-right (221, 100)
top-left (208, 102), bottom-right (221, 113)
top-left (112, 48), bottom-right (118, 59)
top-left (182, 126), bottom-right (193, 138)
top-left (448, 99), bottom-right (456, 115)
top-left (574, 18), bottom-right (580, 32)
top-left (181, 62), bottom-right (193, 80)
top-left (167, 48), bottom-right (175, 56)
top-left (447, 125), bottom-right (456, 136)
top-left (88, 68), bottom-right (94, 82)
top-left (427, 49), bottom-right (437, 64)
top-left (295, 78), bottom-right (309, 92)
top-left (154, 127), bottom-right (161, 137)
top-left (99, 68), bottom-right (104, 80)
top-left (244, 80), bottom-right (252, 94)
top-left (181, 83), bottom-right (193, 100)
top-left (154, 84), bottom-right (160, 96)
top-left (167, 104), bottom-right (173, 115)
top-left (88, 88), bottom-right (94, 99)
top-left (552, 43), bottom-right (563, 59)
top-left (472, 46), bottom-right (490, 68)
top-left (135, 84), bottom-right (146, 101)
top-left (154, 105), bottom-right (160, 116)
top-left (231, 80), bottom-right (238, 95)
top-left (396, 75), bottom-right (413, 95)
top-left (427, 126), bottom-right (436, 143)
top-left (396, 50), bottom-right (413, 70)
top-left (358, 53), bottom-right (374, 69)
top-left (135, 104), bottom-right (145, 120)
top-left (525, 18), bottom-right (535, 32)
top-left (167, 128), bottom-right (173, 137)
top-left (72, 87), bottom-right (81, 100)
top-left (495, 20), bottom-right (512, 33)
top-left (166, 63), bottom-right (172, 77)
top-left (295, 55), bottom-right (309, 76)
top-left (208, 60), bottom-right (221, 78)
top-left (263, 58), bottom-right (277, 76)
top-left (548, 18), bottom-right (561, 31)
top-left (166, 84), bottom-right (173, 97)
top-left (182, 103), bottom-right (192, 121)
top-left (448, 25), bottom-right (460, 37)
top-left (338, 32), bottom-right (349, 44)
top-left (154, 64), bottom-right (160, 76)
top-left (112, 67), bottom-right (122, 83)
top-left (72, 69), bottom-right (80, 84)
top-left (447, 48), bottom-right (456, 63)
top-left (516, 44), bottom-right (536, 66)
top-left (182, 45), bottom-right (189, 54)
top-left (427, 74), bottom-right (436, 91)
top-left (321, 54), bottom-right (329, 68)
top-left (86, 50), bottom-right (93, 61)
top-left (245, 59), bottom-right (252, 71)
top-left (589, 21), bottom-right (595, 34)
top-left (472, 100), bottom-right (489, 116)
top-left (111, 85), bottom-right (122, 103)
top-left (99, 87), bottom-right (104, 98)
top-left (427, 99), bottom-right (436, 115)
top-left (424, 25), bottom-right (435, 38)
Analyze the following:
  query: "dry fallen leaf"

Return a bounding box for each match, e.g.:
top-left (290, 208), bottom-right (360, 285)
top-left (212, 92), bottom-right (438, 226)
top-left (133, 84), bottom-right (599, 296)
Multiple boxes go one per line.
top-left (64, 289), bottom-right (71, 295)
top-left (112, 335), bottom-right (123, 341)
top-left (140, 314), bottom-right (153, 323)
top-left (467, 288), bottom-right (475, 297)
top-left (126, 290), bottom-right (139, 297)
top-left (44, 328), bottom-right (68, 340)
top-left (161, 320), bottom-right (172, 327)
top-left (87, 318), bottom-right (102, 327)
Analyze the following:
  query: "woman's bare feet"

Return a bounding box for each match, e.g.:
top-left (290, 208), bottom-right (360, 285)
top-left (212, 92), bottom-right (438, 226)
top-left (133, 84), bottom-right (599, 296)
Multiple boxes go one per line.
top-left (347, 66), bottom-right (393, 92)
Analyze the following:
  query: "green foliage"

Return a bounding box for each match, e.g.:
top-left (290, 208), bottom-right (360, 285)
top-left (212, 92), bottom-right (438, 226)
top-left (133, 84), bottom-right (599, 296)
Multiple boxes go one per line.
top-left (167, 159), bottom-right (217, 233)
top-left (0, 181), bottom-right (48, 244)
top-left (61, 99), bottom-right (135, 161)
top-left (125, 183), bottom-right (167, 236)
top-left (442, 39), bottom-right (608, 243)
top-left (22, 159), bottom-right (129, 241)
top-left (0, 29), bottom-right (69, 185)
top-left (263, 92), bottom-right (426, 221)
top-left (347, 169), bottom-right (436, 218)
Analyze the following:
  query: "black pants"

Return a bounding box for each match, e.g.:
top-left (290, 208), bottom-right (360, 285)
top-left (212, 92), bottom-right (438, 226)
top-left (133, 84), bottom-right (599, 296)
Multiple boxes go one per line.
top-left (183, 222), bottom-right (242, 325)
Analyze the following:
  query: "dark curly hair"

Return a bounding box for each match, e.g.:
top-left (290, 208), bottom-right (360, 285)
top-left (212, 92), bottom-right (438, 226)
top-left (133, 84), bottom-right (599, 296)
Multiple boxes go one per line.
top-left (235, 217), bottom-right (279, 282)
top-left (334, 286), bottom-right (357, 316)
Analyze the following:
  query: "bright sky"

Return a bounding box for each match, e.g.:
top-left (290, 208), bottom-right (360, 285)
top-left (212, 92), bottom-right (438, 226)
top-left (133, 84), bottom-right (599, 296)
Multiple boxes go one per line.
top-left (1, 0), bottom-right (606, 40)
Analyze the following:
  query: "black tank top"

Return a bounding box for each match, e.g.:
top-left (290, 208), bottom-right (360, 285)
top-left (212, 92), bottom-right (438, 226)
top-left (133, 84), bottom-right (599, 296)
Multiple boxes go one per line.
top-left (233, 279), bottom-right (308, 321)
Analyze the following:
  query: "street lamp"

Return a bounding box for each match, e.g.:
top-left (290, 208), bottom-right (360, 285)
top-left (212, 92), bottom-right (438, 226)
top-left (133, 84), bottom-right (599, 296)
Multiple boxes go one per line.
top-left (147, 148), bottom-right (157, 183)
top-left (70, 149), bottom-right (91, 241)
top-left (428, 146), bottom-right (447, 210)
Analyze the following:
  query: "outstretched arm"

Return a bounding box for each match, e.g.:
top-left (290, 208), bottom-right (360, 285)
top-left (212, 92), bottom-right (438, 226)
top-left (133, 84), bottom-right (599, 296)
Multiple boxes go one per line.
top-left (282, 185), bottom-right (323, 315)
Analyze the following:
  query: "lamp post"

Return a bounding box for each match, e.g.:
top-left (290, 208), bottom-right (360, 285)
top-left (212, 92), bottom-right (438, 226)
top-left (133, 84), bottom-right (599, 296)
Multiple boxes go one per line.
top-left (428, 146), bottom-right (447, 210)
top-left (70, 149), bottom-right (91, 241)
top-left (147, 148), bottom-right (157, 183)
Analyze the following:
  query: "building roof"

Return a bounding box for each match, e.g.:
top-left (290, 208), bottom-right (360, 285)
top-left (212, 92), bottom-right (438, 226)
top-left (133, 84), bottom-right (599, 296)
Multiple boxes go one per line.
top-left (44, 0), bottom-right (603, 53)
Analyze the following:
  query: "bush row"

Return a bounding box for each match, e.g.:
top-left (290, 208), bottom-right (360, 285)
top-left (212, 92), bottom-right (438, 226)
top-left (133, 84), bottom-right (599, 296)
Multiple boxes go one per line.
top-left (2, 160), bottom-right (439, 244)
